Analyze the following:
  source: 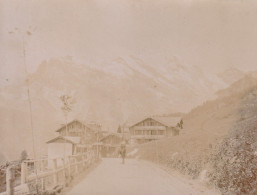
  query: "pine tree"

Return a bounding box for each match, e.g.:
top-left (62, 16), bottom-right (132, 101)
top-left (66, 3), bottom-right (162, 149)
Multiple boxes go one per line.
top-left (117, 125), bottom-right (122, 133)
top-left (20, 150), bottom-right (28, 162)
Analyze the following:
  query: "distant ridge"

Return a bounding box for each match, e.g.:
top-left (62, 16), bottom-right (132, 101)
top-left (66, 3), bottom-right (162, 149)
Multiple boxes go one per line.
top-left (216, 75), bottom-right (257, 98)
top-left (154, 112), bottom-right (185, 118)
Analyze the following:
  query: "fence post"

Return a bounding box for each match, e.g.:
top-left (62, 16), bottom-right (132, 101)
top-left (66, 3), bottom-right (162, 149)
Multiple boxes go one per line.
top-left (85, 152), bottom-right (88, 166)
top-left (92, 150), bottom-right (95, 163)
top-left (84, 153), bottom-right (87, 166)
top-left (87, 152), bottom-right (90, 165)
top-left (80, 155), bottom-right (82, 168)
top-left (90, 151), bottom-right (92, 163)
top-left (38, 160), bottom-right (44, 191)
top-left (90, 151), bottom-right (93, 164)
top-left (62, 158), bottom-right (65, 178)
top-left (68, 156), bottom-right (71, 178)
top-left (53, 159), bottom-right (58, 186)
top-left (75, 157), bottom-right (78, 174)
top-left (6, 166), bottom-right (14, 195)
top-left (21, 162), bottom-right (27, 184)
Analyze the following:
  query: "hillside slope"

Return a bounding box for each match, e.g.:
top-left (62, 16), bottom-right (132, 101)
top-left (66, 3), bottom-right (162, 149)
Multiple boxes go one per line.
top-left (210, 86), bottom-right (257, 194)
top-left (132, 76), bottom-right (257, 194)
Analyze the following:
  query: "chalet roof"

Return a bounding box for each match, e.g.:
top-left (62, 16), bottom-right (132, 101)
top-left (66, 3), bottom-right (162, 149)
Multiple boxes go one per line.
top-left (129, 116), bottom-right (181, 128)
top-left (152, 116), bottom-right (181, 127)
top-left (46, 136), bottom-right (75, 144)
top-left (46, 136), bottom-right (81, 144)
top-left (56, 119), bottom-right (101, 133)
top-left (56, 119), bottom-right (85, 132)
top-left (100, 133), bottom-right (123, 141)
top-left (64, 136), bottom-right (81, 144)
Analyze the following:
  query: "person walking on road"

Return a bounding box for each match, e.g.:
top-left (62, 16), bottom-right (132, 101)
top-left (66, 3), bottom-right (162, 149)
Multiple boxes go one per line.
top-left (119, 142), bottom-right (126, 164)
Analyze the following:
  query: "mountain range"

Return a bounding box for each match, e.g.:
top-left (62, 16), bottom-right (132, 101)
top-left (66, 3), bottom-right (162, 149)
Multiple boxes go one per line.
top-left (0, 55), bottom-right (254, 161)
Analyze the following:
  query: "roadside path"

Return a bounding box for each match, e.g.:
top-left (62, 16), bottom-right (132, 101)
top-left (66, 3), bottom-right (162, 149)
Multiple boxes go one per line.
top-left (68, 158), bottom-right (219, 195)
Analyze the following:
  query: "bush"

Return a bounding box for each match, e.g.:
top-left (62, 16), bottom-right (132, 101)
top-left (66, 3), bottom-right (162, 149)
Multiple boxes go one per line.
top-left (209, 88), bottom-right (257, 194)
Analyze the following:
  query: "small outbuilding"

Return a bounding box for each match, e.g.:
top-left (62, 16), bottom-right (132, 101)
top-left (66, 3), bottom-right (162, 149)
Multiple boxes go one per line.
top-left (100, 133), bottom-right (123, 157)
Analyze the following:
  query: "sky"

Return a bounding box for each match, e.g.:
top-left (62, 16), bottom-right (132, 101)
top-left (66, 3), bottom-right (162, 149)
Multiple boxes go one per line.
top-left (1, 0), bottom-right (257, 85)
top-left (1, 0), bottom-right (257, 160)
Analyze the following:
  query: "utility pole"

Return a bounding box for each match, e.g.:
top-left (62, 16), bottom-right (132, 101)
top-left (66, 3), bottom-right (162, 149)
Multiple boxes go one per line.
top-left (9, 26), bottom-right (39, 193)
top-left (97, 127), bottom-right (99, 158)
top-left (9, 27), bottom-right (37, 161)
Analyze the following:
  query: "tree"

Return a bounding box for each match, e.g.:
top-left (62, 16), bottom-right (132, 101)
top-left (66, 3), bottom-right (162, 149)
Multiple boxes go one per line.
top-left (177, 119), bottom-right (183, 129)
top-left (60, 95), bottom-right (76, 128)
top-left (117, 125), bottom-right (122, 133)
top-left (60, 95), bottom-right (76, 117)
top-left (179, 119), bottom-right (183, 129)
top-left (59, 94), bottom-right (75, 149)
top-left (20, 150), bottom-right (28, 162)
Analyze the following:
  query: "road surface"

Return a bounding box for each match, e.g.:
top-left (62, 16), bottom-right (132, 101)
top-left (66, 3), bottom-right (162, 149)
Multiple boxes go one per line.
top-left (68, 158), bottom-right (219, 195)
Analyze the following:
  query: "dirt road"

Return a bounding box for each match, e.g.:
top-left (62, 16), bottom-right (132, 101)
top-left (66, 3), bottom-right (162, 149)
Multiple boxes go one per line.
top-left (67, 158), bottom-right (219, 195)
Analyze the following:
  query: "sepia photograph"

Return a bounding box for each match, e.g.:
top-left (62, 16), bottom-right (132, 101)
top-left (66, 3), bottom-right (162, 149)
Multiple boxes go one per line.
top-left (0, 0), bottom-right (257, 194)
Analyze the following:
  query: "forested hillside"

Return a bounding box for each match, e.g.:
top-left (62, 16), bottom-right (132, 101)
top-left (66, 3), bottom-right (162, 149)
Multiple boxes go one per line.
top-left (132, 75), bottom-right (257, 194)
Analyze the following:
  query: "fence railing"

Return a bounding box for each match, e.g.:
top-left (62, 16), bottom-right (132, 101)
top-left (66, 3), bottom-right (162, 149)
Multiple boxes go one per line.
top-left (0, 150), bottom-right (98, 195)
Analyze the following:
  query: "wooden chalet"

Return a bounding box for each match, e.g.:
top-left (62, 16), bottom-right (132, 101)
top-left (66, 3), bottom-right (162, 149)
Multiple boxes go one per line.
top-left (129, 116), bottom-right (181, 144)
top-left (46, 120), bottom-right (101, 160)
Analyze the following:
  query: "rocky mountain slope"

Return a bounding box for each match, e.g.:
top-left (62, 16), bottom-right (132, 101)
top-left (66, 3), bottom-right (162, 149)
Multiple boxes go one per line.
top-left (26, 55), bottom-right (236, 125)
top-left (0, 56), bottom-right (250, 160)
top-left (217, 67), bottom-right (245, 85)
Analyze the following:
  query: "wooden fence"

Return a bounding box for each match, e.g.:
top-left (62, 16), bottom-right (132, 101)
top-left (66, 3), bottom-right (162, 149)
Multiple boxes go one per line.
top-left (0, 150), bottom-right (98, 195)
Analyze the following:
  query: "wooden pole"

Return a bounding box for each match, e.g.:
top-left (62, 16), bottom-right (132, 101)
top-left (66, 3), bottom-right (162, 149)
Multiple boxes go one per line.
top-left (96, 130), bottom-right (99, 159)
top-left (68, 156), bottom-right (72, 178)
top-left (6, 166), bottom-right (14, 195)
top-left (62, 158), bottom-right (66, 180)
top-left (53, 159), bottom-right (58, 186)
top-left (21, 162), bottom-right (27, 184)
top-left (75, 157), bottom-right (78, 174)
top-left (82, 154), bottom-right (85, 168)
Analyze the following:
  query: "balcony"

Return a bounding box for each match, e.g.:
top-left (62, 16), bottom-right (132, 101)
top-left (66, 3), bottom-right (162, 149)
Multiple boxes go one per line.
top-left (133, 126), bottom-right (166, 131)
top-left (131, 135), bottom-right (165, 140)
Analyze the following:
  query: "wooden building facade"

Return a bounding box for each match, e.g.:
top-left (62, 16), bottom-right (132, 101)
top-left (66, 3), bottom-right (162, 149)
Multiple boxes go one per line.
top-left (100, 133), bottom-right (123, 157)
top-left (129, 117), bottom-right (181, 144)
top-left (47, 120), bottom-right (101, 160)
